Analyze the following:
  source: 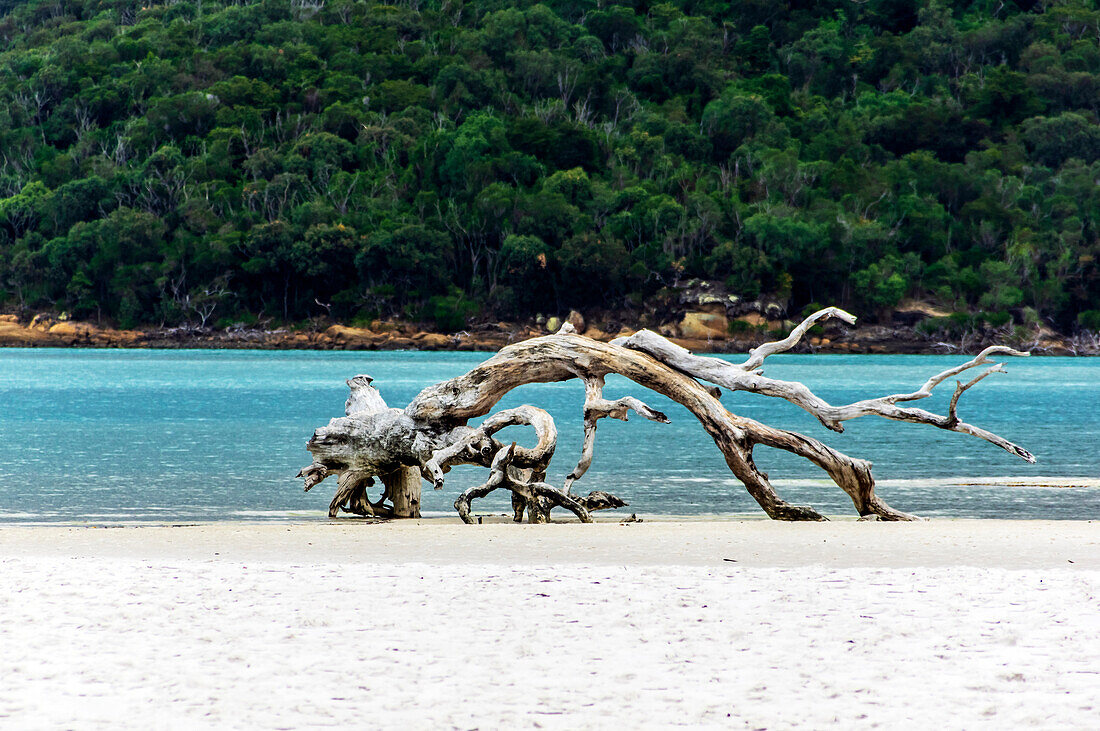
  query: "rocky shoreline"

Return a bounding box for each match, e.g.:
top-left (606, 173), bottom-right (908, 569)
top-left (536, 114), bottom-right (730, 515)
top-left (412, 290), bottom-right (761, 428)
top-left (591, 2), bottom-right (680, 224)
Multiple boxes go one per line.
top-left (1, 311), bottom-right (1093, 356)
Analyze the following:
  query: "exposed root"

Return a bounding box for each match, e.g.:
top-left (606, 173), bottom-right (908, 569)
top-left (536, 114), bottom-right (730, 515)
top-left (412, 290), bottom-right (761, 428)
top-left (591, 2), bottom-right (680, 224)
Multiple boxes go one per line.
top-left (454, 444), bottom-right (593, 524)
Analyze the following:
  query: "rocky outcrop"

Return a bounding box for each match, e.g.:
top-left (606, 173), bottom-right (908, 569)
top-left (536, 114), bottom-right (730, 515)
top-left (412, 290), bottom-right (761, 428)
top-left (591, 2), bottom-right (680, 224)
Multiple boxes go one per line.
top-left (674, 279), bottom-right (787, 320)
top-left (733, 312), bottom-right (768, 327)
top-left (0, 316), bottom-right (55, 345)
top-left (0, 308), bottom-right (1087, 355)
top-left (323, 324), bottom-right (377, 347)
top-left (0, 315), bottom-right (145, 347)
top-left (679, 311), bottom-right (728, 339)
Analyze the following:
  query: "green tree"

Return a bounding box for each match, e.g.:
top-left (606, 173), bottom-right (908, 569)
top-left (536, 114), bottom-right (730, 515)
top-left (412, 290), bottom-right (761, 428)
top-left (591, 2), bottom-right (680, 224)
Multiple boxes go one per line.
top-left (356, 224), bottom-right (454, 304)
top-left (1023, 113), bottom-right (1100, 167)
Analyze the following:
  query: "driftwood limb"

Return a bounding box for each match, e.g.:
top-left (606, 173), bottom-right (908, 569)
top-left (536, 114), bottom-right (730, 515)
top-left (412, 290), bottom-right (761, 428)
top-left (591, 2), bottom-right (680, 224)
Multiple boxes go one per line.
top-left (324, 470), bottom-right (394, 518)
top-left (454, 443), bottom-right (594, 524)
top-left (345, 374), bottom-right (386, 416)
top-left (564, 375), bottom-right (669, 493)
top-left (300, 308), bottom-right (1034, 522)
top-left (614, 317), bottom-right (1034, 462)
top-left (422, 405), bottom-right (557, 489)
top-left (738, 306), bottom-right (856, 371)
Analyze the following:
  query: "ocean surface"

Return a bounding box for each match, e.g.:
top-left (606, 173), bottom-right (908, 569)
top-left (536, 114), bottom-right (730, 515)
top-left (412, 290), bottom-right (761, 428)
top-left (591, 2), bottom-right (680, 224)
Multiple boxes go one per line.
top-left (0, 348), bottom-right (1096, 523)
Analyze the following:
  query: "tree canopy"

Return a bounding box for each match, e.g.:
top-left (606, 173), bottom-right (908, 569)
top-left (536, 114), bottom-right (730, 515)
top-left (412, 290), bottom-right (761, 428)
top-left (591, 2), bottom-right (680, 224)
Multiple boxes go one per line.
top-left (0, 0), bottom-right (1097, 332)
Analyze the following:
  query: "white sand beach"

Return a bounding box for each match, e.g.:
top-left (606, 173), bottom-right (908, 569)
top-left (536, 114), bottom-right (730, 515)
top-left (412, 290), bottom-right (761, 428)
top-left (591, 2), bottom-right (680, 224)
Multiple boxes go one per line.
top-left (1, 519), bottom-right (1098, 729)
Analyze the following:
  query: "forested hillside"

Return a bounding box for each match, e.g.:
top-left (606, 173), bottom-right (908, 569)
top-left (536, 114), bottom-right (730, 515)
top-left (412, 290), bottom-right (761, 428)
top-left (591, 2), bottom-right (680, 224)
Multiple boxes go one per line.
top-left (0, 0), bottom-right (1097, 333)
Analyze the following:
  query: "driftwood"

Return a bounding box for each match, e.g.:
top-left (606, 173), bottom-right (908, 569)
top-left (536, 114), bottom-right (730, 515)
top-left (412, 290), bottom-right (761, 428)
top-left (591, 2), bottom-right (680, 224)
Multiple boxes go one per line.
top-left (299, 307), bottom-right (1034, 522)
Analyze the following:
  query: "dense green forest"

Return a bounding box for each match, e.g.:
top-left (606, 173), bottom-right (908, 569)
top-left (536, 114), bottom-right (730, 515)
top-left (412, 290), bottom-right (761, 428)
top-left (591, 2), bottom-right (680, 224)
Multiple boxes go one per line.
top-left (0, 0), bottom-right (1097, 333)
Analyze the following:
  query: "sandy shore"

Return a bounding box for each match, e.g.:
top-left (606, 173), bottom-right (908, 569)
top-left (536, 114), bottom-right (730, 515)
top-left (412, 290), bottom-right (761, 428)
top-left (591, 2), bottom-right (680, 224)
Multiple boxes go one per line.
top-left (2, 520), bottom-right (1098, 729)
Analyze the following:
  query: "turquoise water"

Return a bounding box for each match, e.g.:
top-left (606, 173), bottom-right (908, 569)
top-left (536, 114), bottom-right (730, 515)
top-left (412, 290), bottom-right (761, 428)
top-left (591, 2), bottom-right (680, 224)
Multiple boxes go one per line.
top-left (0, 348), bottom-right (1096, 522)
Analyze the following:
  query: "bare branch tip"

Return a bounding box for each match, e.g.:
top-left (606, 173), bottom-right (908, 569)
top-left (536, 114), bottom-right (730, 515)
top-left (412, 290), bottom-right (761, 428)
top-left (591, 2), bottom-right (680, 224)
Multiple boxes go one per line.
top-left (805, 306), bottom-right (856, 325)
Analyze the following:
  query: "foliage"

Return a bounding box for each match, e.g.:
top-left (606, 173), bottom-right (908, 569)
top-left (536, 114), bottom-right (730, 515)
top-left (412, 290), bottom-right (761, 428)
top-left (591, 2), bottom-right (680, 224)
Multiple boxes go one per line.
top-left (1079, 310), bottom-right (1100, 333)
top-left (0, 0), bottom-right (1096, 330)
top-left (423, 287), bottom-right (479, 333)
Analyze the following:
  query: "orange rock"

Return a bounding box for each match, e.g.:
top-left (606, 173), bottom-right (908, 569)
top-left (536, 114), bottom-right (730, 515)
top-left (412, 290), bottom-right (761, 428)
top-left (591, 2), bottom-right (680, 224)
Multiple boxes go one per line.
top-left (418, 333), bottom-right (451, 349)
top-left (0, 321), bottom-right (49, 345)
top-left (286, 332), bottom-right (314, 346)
top-left (680, 312), bottom-right (728, 339)
top-left (583, 327), bottom-right (608, 341)
top-left (29, 314), bottom-right (53, 331)
top-left (324, 324), bottom-right (375, 345)
top-left (48, 321), bottom-right (102, 343)
top-left (48, 322), bottom-right (83, 337)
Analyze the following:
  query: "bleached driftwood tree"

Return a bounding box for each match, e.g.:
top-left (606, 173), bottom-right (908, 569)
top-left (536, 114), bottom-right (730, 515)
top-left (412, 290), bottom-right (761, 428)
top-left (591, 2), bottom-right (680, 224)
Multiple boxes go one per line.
top-left (299, 307), bottom-right (1034, 522)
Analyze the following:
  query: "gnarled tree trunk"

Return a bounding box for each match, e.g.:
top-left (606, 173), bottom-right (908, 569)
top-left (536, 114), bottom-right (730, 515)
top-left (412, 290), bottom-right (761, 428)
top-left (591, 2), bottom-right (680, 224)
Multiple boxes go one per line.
top-left (299, 308), bottom-right (1034, 522)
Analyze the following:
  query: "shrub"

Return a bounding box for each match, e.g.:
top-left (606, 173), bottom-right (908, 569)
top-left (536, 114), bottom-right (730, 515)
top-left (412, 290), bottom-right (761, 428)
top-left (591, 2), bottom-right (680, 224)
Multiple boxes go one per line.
top-left (1078, 310), bottom-right (1100, 332)
top-left (915, 312), bottom-right (976, 337)
top-left (979, 311), bottom-right (1011, 328)
top-left (423, 288), bottom-right (479, 333)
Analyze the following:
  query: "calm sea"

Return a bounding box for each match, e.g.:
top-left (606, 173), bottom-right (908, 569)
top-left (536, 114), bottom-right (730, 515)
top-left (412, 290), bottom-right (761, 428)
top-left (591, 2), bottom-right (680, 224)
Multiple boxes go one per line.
top-left (0, 348), bottom-right (1096, 522)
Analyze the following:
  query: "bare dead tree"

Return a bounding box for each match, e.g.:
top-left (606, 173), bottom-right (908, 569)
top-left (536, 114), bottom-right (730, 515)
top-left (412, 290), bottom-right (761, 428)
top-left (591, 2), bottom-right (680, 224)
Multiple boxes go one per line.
top-left (73, 103), bottom-right (96, 141)
top-left (190, 277), bottom-right (232, 329)
top-left (300, 308), bottom-right (1034, 523)
top-left (556, 66), bottom-right (578, 107)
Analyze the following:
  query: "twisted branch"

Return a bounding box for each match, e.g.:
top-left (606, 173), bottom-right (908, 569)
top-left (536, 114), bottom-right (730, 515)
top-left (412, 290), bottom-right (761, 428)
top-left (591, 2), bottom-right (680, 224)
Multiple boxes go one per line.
top-left (421, 405), bottom-right (557, 489)
top-left (614, 310), bottom-right (1034, 463)
top-left (454, 443), bottom-right (593, 524)
top-left (564, 375), bottom-right (670, 493)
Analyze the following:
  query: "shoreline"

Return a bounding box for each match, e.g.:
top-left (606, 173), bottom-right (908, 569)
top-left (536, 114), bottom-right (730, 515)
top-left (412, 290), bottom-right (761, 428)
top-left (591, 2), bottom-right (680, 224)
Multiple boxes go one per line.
top-left (2, 312), bottom-right (1092, 355)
